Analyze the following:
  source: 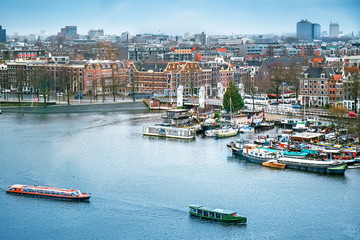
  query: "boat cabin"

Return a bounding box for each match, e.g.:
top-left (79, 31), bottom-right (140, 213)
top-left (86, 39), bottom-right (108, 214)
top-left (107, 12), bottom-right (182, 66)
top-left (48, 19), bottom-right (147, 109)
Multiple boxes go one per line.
top-left (161, 109), bottom-right (191, 126)
top-left (189, 204), bottom-right (246, 223)
top-left (290, 132), bottom-right (325, 143)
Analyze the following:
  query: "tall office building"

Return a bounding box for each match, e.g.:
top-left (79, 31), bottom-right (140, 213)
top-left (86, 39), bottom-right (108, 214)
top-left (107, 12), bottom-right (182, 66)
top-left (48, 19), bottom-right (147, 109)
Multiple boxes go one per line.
top-left (121, 31), bottom-right (130, 43)
top-left (58, 26), bottom-right (78, 41)
top-left (88, 29), bottom-right (104, 40)
top-left (297, 20), bottom-right (312, 40)
top-left (0, 25), bottom-right (6, 43)
top-left (195, 32), bottom-right (208, 45)
top-left (312, 23), bottom-right (321, 40)
top-left (329, 23), bottom-right (339, 38)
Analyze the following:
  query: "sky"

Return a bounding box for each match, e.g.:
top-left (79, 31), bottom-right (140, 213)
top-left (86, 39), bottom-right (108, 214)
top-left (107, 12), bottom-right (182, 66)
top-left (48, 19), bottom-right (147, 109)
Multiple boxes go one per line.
top-left (1, 0), bottom-right (360, 36)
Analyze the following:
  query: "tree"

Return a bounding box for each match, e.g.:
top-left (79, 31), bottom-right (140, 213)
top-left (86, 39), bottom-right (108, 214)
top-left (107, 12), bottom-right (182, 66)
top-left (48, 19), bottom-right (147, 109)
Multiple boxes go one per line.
top-left (60, 67), bottom-right (71, 105)
top-left (14, 65), bottom-right (27, 107)
top-left (269, 62), bottom-right (287, 103)
top-left (351, 73), bottom-right (360, 113)
top-left (288, 62), bottom-right (302, 101)
top-left (243, 74), bottom-right (257, 111)
top-left (223, 81), bottom-right (244, 113)
top-left (33, 66), bottom-right (52, 106)
top-left (330, 104), bottom-right (348, 142)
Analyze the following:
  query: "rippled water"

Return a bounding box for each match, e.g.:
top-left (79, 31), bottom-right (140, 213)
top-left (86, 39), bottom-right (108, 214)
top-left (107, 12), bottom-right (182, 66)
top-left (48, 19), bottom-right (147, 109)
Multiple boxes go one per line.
top-left (1, 109), bottom-right (360, 240)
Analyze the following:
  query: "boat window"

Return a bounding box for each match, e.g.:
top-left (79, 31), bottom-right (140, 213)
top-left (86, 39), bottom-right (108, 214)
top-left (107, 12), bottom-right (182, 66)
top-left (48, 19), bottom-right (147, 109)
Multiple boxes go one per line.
top-left (197, 210), bottom-right (203, 215)
top-left (216, 213), bottom-right (221, 219)
top-left (203, 211), bottom-right (208, 217)
top-left (209, 212), bottom-right (214, 218)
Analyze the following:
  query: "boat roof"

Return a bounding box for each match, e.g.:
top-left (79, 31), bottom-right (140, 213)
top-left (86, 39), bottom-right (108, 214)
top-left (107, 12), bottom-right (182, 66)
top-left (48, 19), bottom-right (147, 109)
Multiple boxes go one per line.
top-left (290, 132), bottom-right (324, 139)
top-left (259, 148), bottom-right (279, 153)
top-left (189, 205), bottom-right (236, 215)
top-left (278, 157), bottom-right (336, 165)
top-left (10, 184), bottom-right (78, 192)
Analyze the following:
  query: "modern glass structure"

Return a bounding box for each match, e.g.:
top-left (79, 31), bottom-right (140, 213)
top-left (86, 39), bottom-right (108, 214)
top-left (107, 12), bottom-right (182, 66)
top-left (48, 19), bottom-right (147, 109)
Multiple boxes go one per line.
top-left (329, 23), bottom-right (339, 38)
top-left (0, 25), bottom-right (6, 43)
top-left (312, 23), bottom-right (321, 40)
top-left (297, 20), bottom-right (312, 40)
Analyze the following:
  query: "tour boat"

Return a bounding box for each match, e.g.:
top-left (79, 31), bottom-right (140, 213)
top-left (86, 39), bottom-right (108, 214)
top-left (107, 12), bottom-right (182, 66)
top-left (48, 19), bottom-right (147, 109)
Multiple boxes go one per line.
top-left (189, 204), bottom-right (246, 223)
top-left (262, 160), bottom-right (286, 169)
top-left (6, 184), bottom-right (91, 200)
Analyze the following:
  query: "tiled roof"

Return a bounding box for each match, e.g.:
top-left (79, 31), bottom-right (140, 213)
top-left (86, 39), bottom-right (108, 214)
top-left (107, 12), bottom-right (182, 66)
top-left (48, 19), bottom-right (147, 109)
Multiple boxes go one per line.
top-left (302, 67), bottom-right (335, 78)
top-left (134, 62), bottom-right (168, 72)
top-left (312, 58), bottom-right (325, 64)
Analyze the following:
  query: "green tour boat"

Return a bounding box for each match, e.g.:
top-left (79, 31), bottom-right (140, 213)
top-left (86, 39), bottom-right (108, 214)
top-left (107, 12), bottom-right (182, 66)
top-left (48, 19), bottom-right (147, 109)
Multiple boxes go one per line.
top-left (189, 204), bottom-right (247, 223)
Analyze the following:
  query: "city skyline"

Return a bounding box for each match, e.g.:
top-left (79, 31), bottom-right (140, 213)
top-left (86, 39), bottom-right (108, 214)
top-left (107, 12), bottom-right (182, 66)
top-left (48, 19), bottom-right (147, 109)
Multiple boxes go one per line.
top-left (1, 0), bottom-right (360, 36)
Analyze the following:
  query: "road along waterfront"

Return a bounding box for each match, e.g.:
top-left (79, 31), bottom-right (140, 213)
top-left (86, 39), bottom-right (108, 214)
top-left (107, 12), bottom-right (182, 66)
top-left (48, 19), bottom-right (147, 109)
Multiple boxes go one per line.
top-left (1, 109), bottom-right (360, 239)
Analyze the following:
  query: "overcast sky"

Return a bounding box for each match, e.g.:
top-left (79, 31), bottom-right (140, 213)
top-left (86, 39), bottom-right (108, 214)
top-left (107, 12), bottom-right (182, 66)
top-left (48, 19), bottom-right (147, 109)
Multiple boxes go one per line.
top-left (1, 0), bottom-right (359, 36)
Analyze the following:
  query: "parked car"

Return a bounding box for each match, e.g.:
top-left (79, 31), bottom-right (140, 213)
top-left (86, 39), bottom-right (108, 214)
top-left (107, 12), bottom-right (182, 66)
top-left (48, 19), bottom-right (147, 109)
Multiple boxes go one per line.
top-left (74, 93), bottom-right (83, 99)
top-left (292, 105), bottom-right (302, 109)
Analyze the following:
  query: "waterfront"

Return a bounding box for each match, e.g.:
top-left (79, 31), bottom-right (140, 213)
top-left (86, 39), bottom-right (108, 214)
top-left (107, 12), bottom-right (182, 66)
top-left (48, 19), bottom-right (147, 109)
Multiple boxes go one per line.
top-left (1, 109), bottom-right (360, 240)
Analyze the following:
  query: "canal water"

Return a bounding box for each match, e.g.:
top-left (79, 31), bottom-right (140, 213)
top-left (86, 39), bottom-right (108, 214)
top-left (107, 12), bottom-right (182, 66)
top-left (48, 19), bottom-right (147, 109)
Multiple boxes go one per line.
top-left (1, 109), bottom-right (360, 240)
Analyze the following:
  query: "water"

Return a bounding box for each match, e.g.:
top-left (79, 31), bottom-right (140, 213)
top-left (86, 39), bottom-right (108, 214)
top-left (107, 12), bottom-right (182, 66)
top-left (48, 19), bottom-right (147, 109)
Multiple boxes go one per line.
top-left (1, 109), bottom-right (360, 240)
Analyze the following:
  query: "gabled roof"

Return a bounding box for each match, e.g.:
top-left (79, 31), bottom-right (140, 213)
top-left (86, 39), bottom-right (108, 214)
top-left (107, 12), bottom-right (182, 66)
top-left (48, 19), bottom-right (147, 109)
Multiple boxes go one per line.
top-left (312, 57), bottom-right (325, 64)
top-left (333, 74), bottom-right (343, 81)
top-left (265, 57), bottom-right (307, 67)
top-left (302, 67), bottom-right (335, 78)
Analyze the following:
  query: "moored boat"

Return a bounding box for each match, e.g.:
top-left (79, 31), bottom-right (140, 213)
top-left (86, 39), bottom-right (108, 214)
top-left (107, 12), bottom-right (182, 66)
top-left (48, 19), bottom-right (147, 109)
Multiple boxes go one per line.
top-left (189, 204), bottom-right (246, 223)
top-left (277, 157), bottom-right (347, 175)
top-left (143, 125), bottom-right (196, 139)
top-left (262, 160), bottom-right (286, 169)
top-left (239, 126), bottom-right (254, 133)
top-left (215, 127), bottom-right (239, 138)
top-left (6, 184), bottom-right (91, 200)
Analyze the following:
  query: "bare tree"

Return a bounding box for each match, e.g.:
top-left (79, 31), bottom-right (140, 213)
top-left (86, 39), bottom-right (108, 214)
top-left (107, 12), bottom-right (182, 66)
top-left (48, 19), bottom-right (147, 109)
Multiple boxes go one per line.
top-left (351, 73), bottom-right (360, 113)
top-left (14, 65), bottom-right (27, 107)
top-left (330, 104), bottom-right (348, 141)
top-left (58, 67), bottom-right (71, 105)
top-left (269, 62), bottom-right (287, 103)
top-left (288, 61), bottom-right (302, 102)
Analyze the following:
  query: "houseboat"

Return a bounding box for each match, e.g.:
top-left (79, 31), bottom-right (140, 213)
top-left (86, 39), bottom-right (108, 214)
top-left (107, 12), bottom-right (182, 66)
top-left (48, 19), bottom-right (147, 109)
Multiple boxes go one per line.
top-left (277, 157), bottom-right (347, 175)
top-left (281, 118), bottom-right (305, 128)
top-left (143, 126), bottom-right (196, 139)
top-left (290, 132), bottom-right (325, 143)
top-left (237, 144), bottom-right (278, 163)
top-left (189, 204), bottom-right (247, 223)
top-left (6, 184), bottom-right (91, 200)
top-left (160, 109), bottom-right (193, 127)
